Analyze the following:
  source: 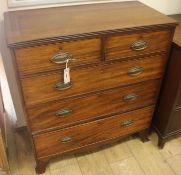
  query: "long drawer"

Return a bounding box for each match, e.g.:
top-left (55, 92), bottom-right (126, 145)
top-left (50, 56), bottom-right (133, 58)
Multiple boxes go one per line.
top-left (33, 106), bottom-right (154, 158)
top-left (14, 38), bottom-right (101, 76)
top-left (28, 80), bottom-right (160, 133)
top-left (105, 29), bottom-right (171, 61)
top-left (21, 54), bottom-right (167, 107)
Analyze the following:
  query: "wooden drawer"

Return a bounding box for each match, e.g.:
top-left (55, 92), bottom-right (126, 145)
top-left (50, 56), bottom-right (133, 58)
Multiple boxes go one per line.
top-left (33, 106), bottom-right (154, 158)
top-left (15, 38), bottom-right (101, 76)
top-left (28, 80), bottom-right (160, 133)
top-left (105, 29), bottom-right (171, 61)
top-left (22, 54), bottom-right (167, 107)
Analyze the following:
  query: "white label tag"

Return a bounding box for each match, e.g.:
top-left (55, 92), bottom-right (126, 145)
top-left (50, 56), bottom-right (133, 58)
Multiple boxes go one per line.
top-left (64, 67), bottom-right (70, 84)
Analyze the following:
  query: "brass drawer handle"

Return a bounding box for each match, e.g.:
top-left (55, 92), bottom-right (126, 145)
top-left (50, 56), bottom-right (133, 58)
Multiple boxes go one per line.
top-left (123, 93), bottom-right (138, 102)
top-left (131, 40), bottom-right (149, 51)
top-left (50, 51), bottom-right (72, 64)
top-left (128, 66), bottom-right (144, 76)
top-left (121, 119), bottom-right (134, 127)
top-left (54, 81), bottom-right (72, 90)
top-left (56, 109), bottom-right (72, 117)
top-left (60, 136), bottom-right (73, 144)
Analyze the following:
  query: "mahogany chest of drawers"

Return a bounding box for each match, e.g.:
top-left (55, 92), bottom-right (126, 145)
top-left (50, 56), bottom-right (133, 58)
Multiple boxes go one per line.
top-left (4, 1), bottom-right (177, 173)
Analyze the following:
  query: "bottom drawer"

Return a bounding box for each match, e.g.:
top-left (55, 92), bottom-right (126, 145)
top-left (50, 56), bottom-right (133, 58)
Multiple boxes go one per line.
top-left (34, 106), bottom-right (154, 158)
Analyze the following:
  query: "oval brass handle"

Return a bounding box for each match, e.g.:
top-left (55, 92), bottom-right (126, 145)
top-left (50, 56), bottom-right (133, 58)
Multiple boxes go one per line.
top-left (121, 119), bottom-right (134, 127)
top-left (128, 66), bottom-right (144, 76)
top-left (60, 136), bottom-right (73, 144)
top-left (50, 51), bottom-right (72, 64)
top-left (54, 81), bottom-right (72, 91)
top-left (56, 109), bottom-right (72, 117)
top-left (131, 40), bottom-right (149, 51)
top-left (123, 93), bottom-right (138, 102)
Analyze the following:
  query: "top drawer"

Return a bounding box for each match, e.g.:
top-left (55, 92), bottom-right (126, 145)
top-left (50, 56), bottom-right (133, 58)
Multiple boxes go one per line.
top-left (14, 38), bottom-right (101, 76)
top-left (105, 29), bottom-right (171, 61)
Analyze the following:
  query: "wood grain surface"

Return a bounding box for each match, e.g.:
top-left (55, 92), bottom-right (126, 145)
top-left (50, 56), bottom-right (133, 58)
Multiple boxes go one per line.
top-left (105, 29), bottom-right (171, 60)
top-left (15, 38), bottom-right (101, 76)
top-left (28, 79), bottom-right (160, 134)
top-left (4, 2), bottom-right (177, 173)
top-left (4, 1), bottom-right (176, 47)
top-left (33, 106), bottom-right (154, 158)
top-left (21, 54), bottom-right (167, 107)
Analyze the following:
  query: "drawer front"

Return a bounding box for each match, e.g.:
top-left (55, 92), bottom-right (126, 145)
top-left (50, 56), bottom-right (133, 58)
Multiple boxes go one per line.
top-left (33, 106), bottom-right (154, 158)
top-left (28, 80), bottom-right (160, 133)
top-left (15, 38), bottom-right (101, 76)
top-left (105, 29), bottom-right (171, 61)
top-left (22, 54), bottom-right (167, 107)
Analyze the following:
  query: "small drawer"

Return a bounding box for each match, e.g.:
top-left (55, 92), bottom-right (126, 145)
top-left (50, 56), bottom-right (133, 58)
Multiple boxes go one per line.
top-left (105, 29), bottom-right (171, 61)
top-left (14, 38), bottom-right (101, 76)
top-left (21, 54), bottom-right (167, 107)
top-left (33, 106), bottom-right (154, 158)
top-left (28, 79), bottom-right (160, 133)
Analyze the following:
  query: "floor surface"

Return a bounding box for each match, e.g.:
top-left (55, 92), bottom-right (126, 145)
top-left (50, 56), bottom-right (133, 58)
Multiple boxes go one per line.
top-left (7, 129), bottom-right (181, 175)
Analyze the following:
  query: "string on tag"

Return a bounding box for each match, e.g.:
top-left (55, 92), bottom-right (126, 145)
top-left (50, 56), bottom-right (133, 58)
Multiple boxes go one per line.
top-left (66, 58), bottom-right (69, 69)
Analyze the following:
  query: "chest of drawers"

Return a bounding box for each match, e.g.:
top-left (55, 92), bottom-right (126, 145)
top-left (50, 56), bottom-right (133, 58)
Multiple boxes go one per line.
top-left (154, 15), bottom-right (181, 148)
top-left (4, 1), bottom-right (177, 173)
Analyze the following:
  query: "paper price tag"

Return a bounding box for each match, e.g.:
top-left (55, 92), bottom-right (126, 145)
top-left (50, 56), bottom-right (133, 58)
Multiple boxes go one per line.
top-left (64, 67), bottom-right (70, 84)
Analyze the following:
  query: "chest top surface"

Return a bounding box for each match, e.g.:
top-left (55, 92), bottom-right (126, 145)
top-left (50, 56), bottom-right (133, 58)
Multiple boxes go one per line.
top-left (4, 1), bottom-right (177, 47)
